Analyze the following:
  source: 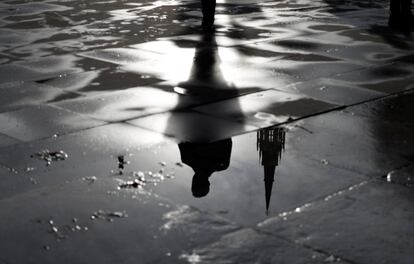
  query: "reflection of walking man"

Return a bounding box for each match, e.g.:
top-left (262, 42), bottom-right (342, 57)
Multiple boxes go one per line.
top-left (389, 0), bottom-right (413, 30)
top-left (172, 33), bottom-right (239, 198)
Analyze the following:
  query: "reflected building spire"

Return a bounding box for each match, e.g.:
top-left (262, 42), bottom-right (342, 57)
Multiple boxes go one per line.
top-left (257, 127), bottom-right (286, 215)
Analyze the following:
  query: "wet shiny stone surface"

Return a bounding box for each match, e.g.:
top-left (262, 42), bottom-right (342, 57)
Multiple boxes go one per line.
top-left (0, 0), bottom-right (414, 263)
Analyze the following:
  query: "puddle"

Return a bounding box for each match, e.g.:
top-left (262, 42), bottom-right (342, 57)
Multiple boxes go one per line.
top-left (31, 150), bottom-right (68, 166)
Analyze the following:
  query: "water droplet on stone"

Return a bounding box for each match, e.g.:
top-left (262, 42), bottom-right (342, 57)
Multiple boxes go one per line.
top-left (25, 167), bottom-right (35, 172)
top-left (31, 150), bottom-right (68, 166)
top-left (386, 171), bottom-right (394, 182)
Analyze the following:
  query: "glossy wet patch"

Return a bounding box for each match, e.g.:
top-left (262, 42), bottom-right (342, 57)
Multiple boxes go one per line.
top-left (193, 89), bottom-right (336, 127)
top-left (0, 105), bottom-right (105, 141)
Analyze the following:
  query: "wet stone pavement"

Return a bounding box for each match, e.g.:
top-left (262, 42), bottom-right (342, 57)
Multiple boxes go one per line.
top-left (0, 0), bottom-right (414, 263)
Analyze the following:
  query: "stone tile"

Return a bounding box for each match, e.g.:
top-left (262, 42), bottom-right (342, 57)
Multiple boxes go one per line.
top-left (285, 109), bottom-right (412, 177)
top-left (249, 33), bottom-right (408, 66)
top-left (186, 228), bottom-right (349, 264)
top-left (0, 177), bottom-right (239, 264)
top-left (15, 55), bottom-right (84, 77)
top-left (152, 81), bottom-right (262, 101)
top-left (126, 40), bottom-right (296, 90)
top-left (138, 35), bottom-right (266, 49)
top-left (258, 181), bottom-right (414, 264)
top-left (331, 63), bottom-right (414, 94)
top-left (0, 105), bottom-right (105, 141)
top-left (338, 27), bottom-right (414, 50)
top-left (266, 59), bottom-right (365, 82)
top-left (41, 68), bottom-right (162, 95)
top-left (0, 123), bottom-right (171, 200)
top-left (0, 55), bottom-right (85, 83)
top-left (83, 40), bottom-right (297, 92)
top-left (194, 90), bottom-right (336, 128)
top-left (0, 81), bottom-right (75, 113)
top-left (345, 89), bottom-right (414, 125)
top-left (100, 128), bottom-right (366, 226)
top-left (288, 78), bottom-right (386, 105)
top-left (79, 48), bottom-right (162, 66)
top-left (128, 111), bottom-right (257, 143)
top-left (0, 132), bottom-right (19, 148)
top-left (54, 87), bottom-right (202, 122)
top-left (0, 64), bottom-right (75, 84)
top-left (341, 92), bottom-right (414, 159)
top-left (286, 20), bottom-right (355, 36)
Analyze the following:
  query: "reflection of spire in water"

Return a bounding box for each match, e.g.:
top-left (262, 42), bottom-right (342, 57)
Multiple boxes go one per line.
top-left (257, 127), bottom-right (286, 215)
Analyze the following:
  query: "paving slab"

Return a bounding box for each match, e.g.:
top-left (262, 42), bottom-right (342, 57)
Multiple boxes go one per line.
top-left (345, 89), bottom-right (414, 125)
top-left (0, 64), bottom-right (77, 84)
top-left (126, 40), bottom-right (297, 91)
top-left (187, 228), bottom-right (351, 264)
top-left (0, 123), bottom-right (171, 200)
top-left (0, 81), bottom-right (75, 113)
top-left (331, 62), bottom-right (414, 94)
top-left (0, 105), bottom-right (106, 142)
top-left (287, 78), bottom-right (386, 105)
top-left (54, 87), bottom-right (203, 122)
top-left (0, 177), bottom-right (239, 264)
top-left (128, 110), bottom-right (257, 143)
top-left (0, 132), bottom-right (20, 148)
top-left (41, 68), bottom-right (162, 95)
top-left (285, 107), bottom-right (412, 177)
top-left (194, 89), bottom-right (336, 127)
top-left (266, 59), bottom-right (365, 82)
top-left (258, 181), bottom-right (414, 264)
top-left (79, 48), bottom-right (163, 67)
top-left (91, 127), bottom-right (366, 226)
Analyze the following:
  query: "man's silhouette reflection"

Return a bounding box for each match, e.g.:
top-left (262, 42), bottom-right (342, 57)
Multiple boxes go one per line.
top-left (170, 33), bottom-right (240, 198)
top-left (179, 139), bottom-right (232, 197)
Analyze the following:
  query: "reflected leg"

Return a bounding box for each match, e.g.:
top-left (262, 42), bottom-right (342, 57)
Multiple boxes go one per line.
top-left (201, 0), bottom-right (216, 30)
top-left (389, 0), bottom-right (414, 30)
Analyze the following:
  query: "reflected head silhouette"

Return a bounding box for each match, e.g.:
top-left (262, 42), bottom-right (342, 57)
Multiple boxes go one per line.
top-left (179, 139), bottom-right (232, 198)
top-left (192, 172), bottom-right (211, 197)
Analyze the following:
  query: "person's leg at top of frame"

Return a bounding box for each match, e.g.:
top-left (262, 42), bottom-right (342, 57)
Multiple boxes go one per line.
top-left (389, 0), bottom-right (414, 30)
top-left (201, 0), bottom-right (216, 31)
